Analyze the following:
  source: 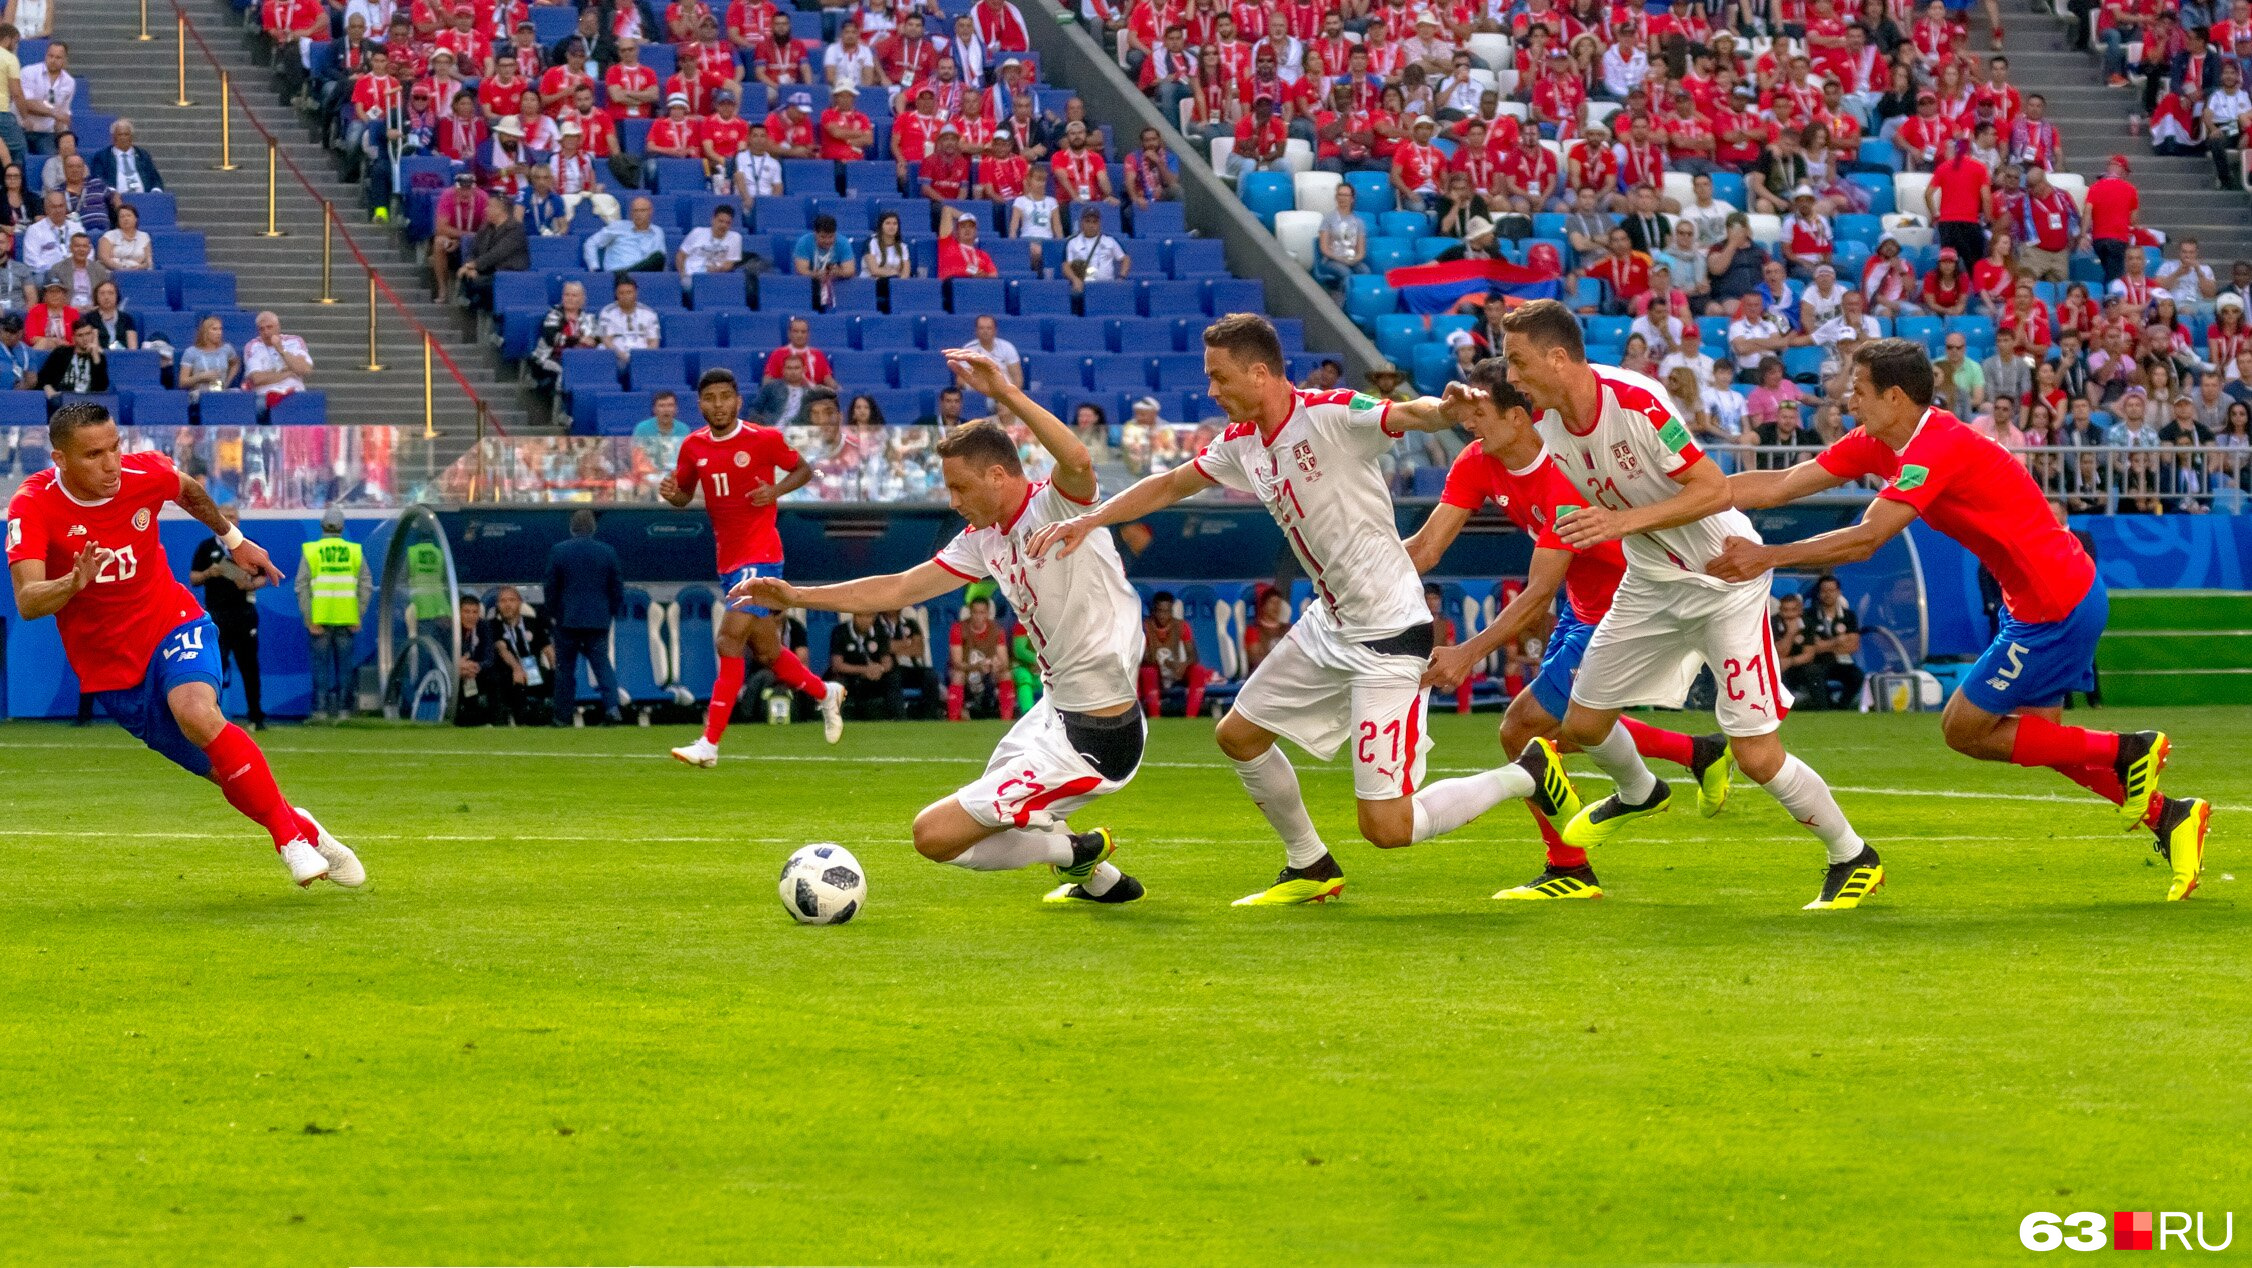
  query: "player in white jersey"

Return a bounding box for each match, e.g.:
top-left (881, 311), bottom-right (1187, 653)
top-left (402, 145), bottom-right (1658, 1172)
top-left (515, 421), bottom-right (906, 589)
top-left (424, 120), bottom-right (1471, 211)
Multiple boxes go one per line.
top-left (1031, 314), bottom-right (1583, 907)
top-left (734, 351), bottom-right (1148, 904)
top-left (1497, 300), bottom-right (1881, 910)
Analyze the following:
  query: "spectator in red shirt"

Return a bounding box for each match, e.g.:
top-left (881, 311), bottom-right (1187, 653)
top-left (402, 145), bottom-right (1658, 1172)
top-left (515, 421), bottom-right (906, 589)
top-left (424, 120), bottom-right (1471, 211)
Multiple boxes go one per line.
top-left (1919, 245), bottom-right (1971, 317)
top-left (817, 84), bottom-right (873, 160)
top-left (764, 90), bottom-right (817, 159)
top-left (1050, 120), bottom-right (1114, 204)
top-left (1226, 95), bottom-right (1289, 181)
top-left (605, 38), bottom-right (661, 120)
top-left (1390, 114), bottom-right (1446, 211)
top-left (920, 128), bottom-right (973, 214)
top-left (2084, 154), bottom-right (2139, 283)
top-left (642, 93), bottom-right (702, 188)
top-left (1923, 141), bottom-right (1990, 264)
top-left (1584, 226), bottom-right (1653, 315)
top-left (937, 214), bottom-right (998, 280)
top-left (538, 40), bottom-right (595, 116)
top-left (764, 315), bottom-right (836, 385)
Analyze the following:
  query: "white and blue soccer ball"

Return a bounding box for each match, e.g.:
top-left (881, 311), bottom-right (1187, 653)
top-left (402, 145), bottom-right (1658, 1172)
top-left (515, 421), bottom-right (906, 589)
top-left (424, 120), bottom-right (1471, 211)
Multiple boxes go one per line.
top-left (779, 843), bottom-right (867, 925)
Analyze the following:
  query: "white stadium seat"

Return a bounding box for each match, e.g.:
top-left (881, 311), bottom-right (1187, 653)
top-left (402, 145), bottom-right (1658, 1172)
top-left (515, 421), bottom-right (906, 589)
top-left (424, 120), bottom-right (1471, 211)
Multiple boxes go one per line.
top-left (1882, 213), bottom-right (1934, 247)
top-left (1662, 171), bottom-right (1698, 209)
top-left (1747, 213), bottom-right (1783, 245)
top-left (1294, 170), bottom-right (1342, 214)
top-left (1468, 32), bottom-right (1511, 70)
top-left (1892, 172), bottom-right (1932, 217)
top-left (1281, 138), bottom-right (1313, 174)
top-left (1273, 210), bottom-right (1322, 266)
top-left (2048, 171), bottom-right (2088, 214)
top-left (1208, 136), bottom-right (1235, 181)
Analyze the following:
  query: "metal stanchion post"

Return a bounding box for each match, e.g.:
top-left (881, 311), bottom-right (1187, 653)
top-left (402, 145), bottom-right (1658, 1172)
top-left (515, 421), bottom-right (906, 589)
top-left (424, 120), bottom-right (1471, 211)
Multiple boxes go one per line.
top-left (316, 203), bottom-right (336, 302)
top-left (422, 334), bottom-right (436, 439)
top-left (364, 276), bottom-right (385, 371)
top-left (215, 71), bottom-right (237, 171)
top-left (173, 16), bottom-right (193, 106)
top-left (261, 139), bottom-right (285, 236)
top-left (137, 0), bottom-right (153, 40)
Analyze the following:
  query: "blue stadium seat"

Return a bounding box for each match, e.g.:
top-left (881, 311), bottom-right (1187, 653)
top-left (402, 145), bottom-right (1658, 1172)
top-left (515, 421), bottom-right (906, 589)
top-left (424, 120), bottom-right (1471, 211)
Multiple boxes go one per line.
top-left (1710, 171), bottom-right (1748, 210)
top-left (856, 314), bottom-right (918, 349)
top-left (885, 277), bottom-right (945, 313)
top-left (1068, 202), bottom-right (1125, 237)
top-left (1139, 279), bottom-right (1203, 317)
top-left (1109, 317), bottom-right (1179, 352)
top-left (113, 270), bottom-right (168, 314)
top-left (841, 161), bottom-right (900, 196)
top-left (628, 349), bottom-right (690, 391)
top-left (1847, 172), bottom-right (1894, 215)
top-left (595, 392), bottom-right (658, 435)
top-left (723, 312), bottom-right (786, 349)
top-left (1781, 344), bottom-right (1828, 383)
top-left (1079, 282), bottom-right (1138, 318)
top-left (122, 191), bottom-right (176, 228)
top-left (1046, 321), bottom-right (1106, 353)
top-left (560, 348), bottom-right (622, 397)
top-left (1381, 210), bottom-right (1434, 239)
top-left (1897, 315), bottom-right (1944, 354)
top-left (1834, 240), bottom-right (1872, 277)
top-left (751, 195), bottom-right (811, 234)
top-left (108, 349), bottom-right (163, 389)
top-left (1698, 314), bottom-right (1732, 352)
top-left (1018, 353), bottom-right (1072, 389)
top-left (173, 272), bottom-right (236, 311)
top-left (1413, 235), bottom-right (1456, 263)
top-left (870, 389), bottom-right (926, 423)
top-left (1532, 213), bottom-right (1569, 240)
top-left (1131, 202), bottom-right (1185, 238)
top-left (1204, 278), bottom-right (1262, 315)
top-left (268, 391), bottom-right (327, 426)
top-left (812, 199), bottom-right (872, 235)
top-left (1856, 138), bottom-right (1899, 170)
top-left (627, 272), bottom-right (684, 310)
top-left (1944, 315), bottom-right (1996, 347)
top-left (148, 229), bottom-right (207, 269)
top-left (753, 273), bottom-right (813, 312)
top-left (829, 277), bottom-right (881, 312)
top-left (1271, 318), bottom-right (1306, 350)
top-left (984, 239), bottom-right (1036, 275)
top-left (1086, 355), bottom-right (1151, 392)
top-left (1410, 342), bottom-right (1453, 395)
top-left (946, 277), bottom-right (1005, 314)
top-left (695, 349), bottom-right (762, 386)
top-left (874, 198), bottom-right (933, 235)
top-left (829, 349), bottom-right (892, 386)
top-left (782, 159), bottom-right (839, 196)
top-left (1584, 315), bottom-right (1631, 346)
top-left (194, 392), bottom-right (260, 427)
top-left (1366, 237), bottom-right (1414, 272)
top-left (1152, 354), bottom-right (1204, 391)
top-left (690, 272), bottom-right (748, 311)
top-left (1343, 171), bottom-right (1395, 214)
top-left (122, 389), bottom-right (188, 426)
top-left (1166, 239), bottom-right (1227, 277)
top-left (1836, 214), bottom-right (1882, 245)
top-left (919, 313), bottom-right (979, 348)
top-left (1344, 275), bottom-right (1396, 324)
top-left (895, 351), bottom-right (957, 389)
top-left (528, 236), bottom-right (579, 272)
top-left (1010, 279), bottom-right (1073, 316)
top-left (1238, 172), bottom-right (1295, 229)
top-left (650, 159), bottom-right (707, 193)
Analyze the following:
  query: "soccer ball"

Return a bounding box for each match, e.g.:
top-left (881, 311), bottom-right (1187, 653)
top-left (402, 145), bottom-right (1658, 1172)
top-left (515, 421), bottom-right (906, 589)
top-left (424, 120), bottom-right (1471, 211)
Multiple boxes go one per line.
top-left (779, 843), bottom-right (867, 925)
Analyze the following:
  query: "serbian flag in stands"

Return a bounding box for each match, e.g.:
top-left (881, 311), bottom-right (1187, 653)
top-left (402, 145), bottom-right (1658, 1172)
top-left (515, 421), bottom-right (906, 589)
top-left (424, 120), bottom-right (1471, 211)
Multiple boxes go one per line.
top-left (1385, 256), bottom-right (1563, 315)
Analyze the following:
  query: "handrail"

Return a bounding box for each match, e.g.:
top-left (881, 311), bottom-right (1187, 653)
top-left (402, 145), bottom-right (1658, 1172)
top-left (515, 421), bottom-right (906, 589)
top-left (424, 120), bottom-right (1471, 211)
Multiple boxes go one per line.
top-left (167, 1), bottom-right (506, 436)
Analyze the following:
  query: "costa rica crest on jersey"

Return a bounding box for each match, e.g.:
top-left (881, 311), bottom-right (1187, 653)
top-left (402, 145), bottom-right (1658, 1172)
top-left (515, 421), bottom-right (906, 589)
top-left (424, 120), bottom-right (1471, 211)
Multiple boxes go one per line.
top-left (132, 508), bottom-right (151, 531)
top-left (733, 451), bottom-right (750, 468)
top-left (1610, 441), bottom-right (1641, 476)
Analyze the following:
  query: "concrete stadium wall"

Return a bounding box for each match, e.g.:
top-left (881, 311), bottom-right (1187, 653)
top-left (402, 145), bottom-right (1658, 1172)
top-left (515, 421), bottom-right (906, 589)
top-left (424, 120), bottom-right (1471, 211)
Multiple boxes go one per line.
top-left (1018, 5), bottom-right (1388, 380)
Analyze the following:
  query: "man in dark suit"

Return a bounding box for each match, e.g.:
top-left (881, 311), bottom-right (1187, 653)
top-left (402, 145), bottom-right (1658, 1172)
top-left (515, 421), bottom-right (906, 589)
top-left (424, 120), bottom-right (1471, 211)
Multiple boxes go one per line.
top-left (454, 594), bottom-right (497, 725)
top-left (477, 585), bottom-right (551, 725)
top-left (88, 120), bottom-right (164, 199)
top-left (543, 508), bottom-right (626, 725)
top-left (1620, 185), bottom-right (1673, 255)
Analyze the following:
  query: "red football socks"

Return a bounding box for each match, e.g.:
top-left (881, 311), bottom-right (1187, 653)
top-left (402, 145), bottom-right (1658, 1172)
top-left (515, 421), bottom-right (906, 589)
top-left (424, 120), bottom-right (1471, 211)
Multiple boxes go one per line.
top-left (1620, 716), bottom-right (1695, 768)
top-left (1184, 665), bottom-right (1208, 720)
top-left (2010, 716), bottom-right (2121, 771)
top-left (768, 648), bottom-right (827, 699)
top-left (704, 656), bottom-right (745, 744)
top-left (1137, 664), bottom-right (1161, 717)
top-left (946, 682), bottom-right (966, 721)
top-left (1531, 803), bottom-right (1588, 870)
top-left (202, 723), bottom-right (302, 852)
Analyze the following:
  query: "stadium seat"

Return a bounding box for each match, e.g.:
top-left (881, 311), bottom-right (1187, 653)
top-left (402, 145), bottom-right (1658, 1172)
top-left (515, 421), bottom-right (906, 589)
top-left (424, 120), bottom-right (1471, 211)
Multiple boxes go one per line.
top-left (1080, 281), bottom-right (1139, 318)
top-left (1344, 275), bottom-right (1397, 325)
top-left (1166, 239), bottom-right (1227, 277)
top-left (1847, 173), bottom-right (1895, 216)
top-left (829, 278), bottom-right (881, 312)
top-left (946, 278), bottom-right (1005, 315)
top-left (194, 392), bottom-right (260, 427)
top-left (1410, 341), bottom-right (1453, 394)
top-left (628, 349), bottom-right (689, 391)
top-left (1293, 171), bottom-right (1342, 215)
top-left (1781, 344), bottom-right (1828, 384)
top-left (1343, 171), bottom-right (1395, 213)
top-left (722, 312), bottom-right (786, 349)
top-left (108, 349), bottom-right (163, 390)
top-left (1140, 279), bottom-right (1203, 317)
top-left (1239, 173), bottom-right (1295, 228)
top-left (1128, 201), bottom-right (1183, 238)
top-left (1009, 279), bottom-right (1073, 316)
top-left (1413, 236), bottom-right (1456, 263)
top-left (268, 391), bottom-right (327, 426)
top-left (1381, 210), bottom-right (1435, 240)
top-left (752, 273), bottom-right (813, 312)
top-left (1109, 317), bottom-right (1179, 353)
top-left (1046, 321), bottom-right (1107, 353)
top-left (1897, 315), bottom-right (1944, 354)
top-left (122, 389), bottom-right (188, 426)
top-left (1374, 314), bottom-right (1426, 365)
top-left (1272, 210), bottom-right (1320, 266)
top-left (886, 277), bottom-right (945, 314)
top-left (1205, 279), bottom-right (1262, 315)
top-left (830, 349), bottom-right (893, 386)
top-left (689, 273), bottom-right (748, 311)
top-left (895, 351), bottom-right (956, 389)
top-left (856, 314), bottom-right (918, 350)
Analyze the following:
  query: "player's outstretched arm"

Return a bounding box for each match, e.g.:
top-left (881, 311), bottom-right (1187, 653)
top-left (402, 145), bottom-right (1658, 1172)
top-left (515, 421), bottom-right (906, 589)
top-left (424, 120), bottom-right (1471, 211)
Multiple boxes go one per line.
top-left (1404, 503), bottom-right (1472, 573)
top-left (1384, 384), bottom-right (1477, 434)
top-left (1028, 462), bottom-right (1213, 559)
top-left (943, 348), bottom-right (1096, 504)
top-left (1726, 457), bottom-right (1852, 511)
top-left (1707, 497), bottom-right (1918, 582)
top-left (1556, 455), bottom-right (1731, 548)
top-left (10, 547), bottom-right (103, 620)
top-left (1423, 547), bottom-right (1569, 690)
top-left (177, 471), bottom-right (285, 585)
top-left (735, 560), bottom-right (963, 616)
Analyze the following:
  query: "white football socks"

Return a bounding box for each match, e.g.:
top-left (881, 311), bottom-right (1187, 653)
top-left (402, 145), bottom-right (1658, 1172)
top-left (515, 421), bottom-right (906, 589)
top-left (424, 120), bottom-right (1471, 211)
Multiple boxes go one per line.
top-left (1410, 763), bottom-right (1535, 843)
top-left (1081, 861), bottom-right (1122, 896)
top-left (947, 828), bottom-right (1074, 871)
top-left (1231, 745), bottom-right (1329, 868)
top-left (1759, 755), bottom-right (1866, 863)
top-left (1582, 720), bottom-right (1660, 804)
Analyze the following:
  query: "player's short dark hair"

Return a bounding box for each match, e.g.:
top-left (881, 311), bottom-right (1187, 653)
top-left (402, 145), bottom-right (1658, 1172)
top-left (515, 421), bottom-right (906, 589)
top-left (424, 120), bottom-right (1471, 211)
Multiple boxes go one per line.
top-left (812, 214), bottom-right (837, 234)
top-left (1852, 338), bottom-right (1935, 407)
top-left (805, 388), bottom-right (840, 415)
top-left (1201, 312), bottom-right (1286, 375)
top-left (570, 508), bottom-right (597, 537)
top-left (1465, 358), bottom-right (1535, 415)
top-left (48, 399), bottom-right (111, 451)
top-left (1498, 299), bottom-right (1585, 361)
top-left (695, 368), bottom-right (738, 394)
top-left (934, 419), bottom-right (1022, 475)
top-left (1150, 589), bottom-right (1175, 607)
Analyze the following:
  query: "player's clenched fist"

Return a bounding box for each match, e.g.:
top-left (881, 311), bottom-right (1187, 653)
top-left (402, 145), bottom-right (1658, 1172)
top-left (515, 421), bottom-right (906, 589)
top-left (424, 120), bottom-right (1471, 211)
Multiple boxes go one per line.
top-left (1027, 515), bottom-right (1094, 558)
top-left (1420, 642), bottom-right (1479, 691)
top-left (730, 575), bottom-right (794, 609)
top-left (1704, 536), bottom-right (1772, 583)
top-left (657, 473), bottom-right (683, 503)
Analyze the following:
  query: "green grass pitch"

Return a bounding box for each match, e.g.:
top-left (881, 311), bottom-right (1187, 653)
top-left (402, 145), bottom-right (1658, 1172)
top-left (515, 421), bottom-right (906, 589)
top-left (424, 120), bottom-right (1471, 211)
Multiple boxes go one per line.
top-left (1, 707), bottom-right (2247, 1266)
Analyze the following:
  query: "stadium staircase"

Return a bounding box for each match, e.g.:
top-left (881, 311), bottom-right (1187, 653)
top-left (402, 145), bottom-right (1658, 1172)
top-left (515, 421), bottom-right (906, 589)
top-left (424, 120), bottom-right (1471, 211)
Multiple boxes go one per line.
top-left (2017, 12), bottom-right (2252, 264)
top-left (2095, 589), bottom-right (2252, 705)
top-left (73, 0), bottom-right (518, 438)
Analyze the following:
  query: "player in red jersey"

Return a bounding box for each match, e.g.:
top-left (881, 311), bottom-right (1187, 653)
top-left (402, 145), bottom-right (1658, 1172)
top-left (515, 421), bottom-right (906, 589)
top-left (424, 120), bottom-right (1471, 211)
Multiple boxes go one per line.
top-left (5, 404), bottom-right (366, 889)
top-left (1404, 366), bottom-right (1732, 901)
top-left (1712, 339), bottom-right (2209, 901)
top-left (660, 368), bottom-right (845, 767)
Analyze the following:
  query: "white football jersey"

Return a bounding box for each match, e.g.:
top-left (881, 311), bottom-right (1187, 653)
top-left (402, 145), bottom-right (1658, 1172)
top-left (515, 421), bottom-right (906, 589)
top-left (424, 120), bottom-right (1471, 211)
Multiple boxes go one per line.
top-left (1192, 389), bottom-right (1429, 642)
top-left (935, 479), bottom-right (1144, 712)
top-left (1534, 365), bottom-right (1763, 591)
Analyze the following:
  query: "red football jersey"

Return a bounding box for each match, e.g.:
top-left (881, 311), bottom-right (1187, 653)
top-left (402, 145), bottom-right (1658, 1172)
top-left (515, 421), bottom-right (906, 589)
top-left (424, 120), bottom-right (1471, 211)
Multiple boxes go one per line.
top-left (1816, 409), bottom-right (2094, 623)
top-left (6, 452), bottom-right (205, 692)
top-left (672, 422), bottom-right (804, 570)
top-left (1440, 442), bottom-right (1626, 624)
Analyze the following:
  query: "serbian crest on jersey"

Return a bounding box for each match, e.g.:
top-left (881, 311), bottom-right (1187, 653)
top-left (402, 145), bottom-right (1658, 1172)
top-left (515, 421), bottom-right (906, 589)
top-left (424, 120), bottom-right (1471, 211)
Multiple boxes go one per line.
top-left (133, 508), bottom-right (151, 531)
top-left (1611, 441), bottom-right (1642, 477)
top-left (1292, 439), bottom-right (1320, 479)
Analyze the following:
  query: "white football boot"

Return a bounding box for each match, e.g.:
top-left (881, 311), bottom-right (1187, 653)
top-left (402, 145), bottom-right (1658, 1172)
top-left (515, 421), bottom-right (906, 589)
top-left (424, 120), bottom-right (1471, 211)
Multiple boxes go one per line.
top-left (298, 810), bottom-right (366, 888)
top-left (820, 681), bottom-right (847, 744)
top-left (671, 737), bottom-right (720, 768)
top-left (280, 839), bottom-right (330, 888)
